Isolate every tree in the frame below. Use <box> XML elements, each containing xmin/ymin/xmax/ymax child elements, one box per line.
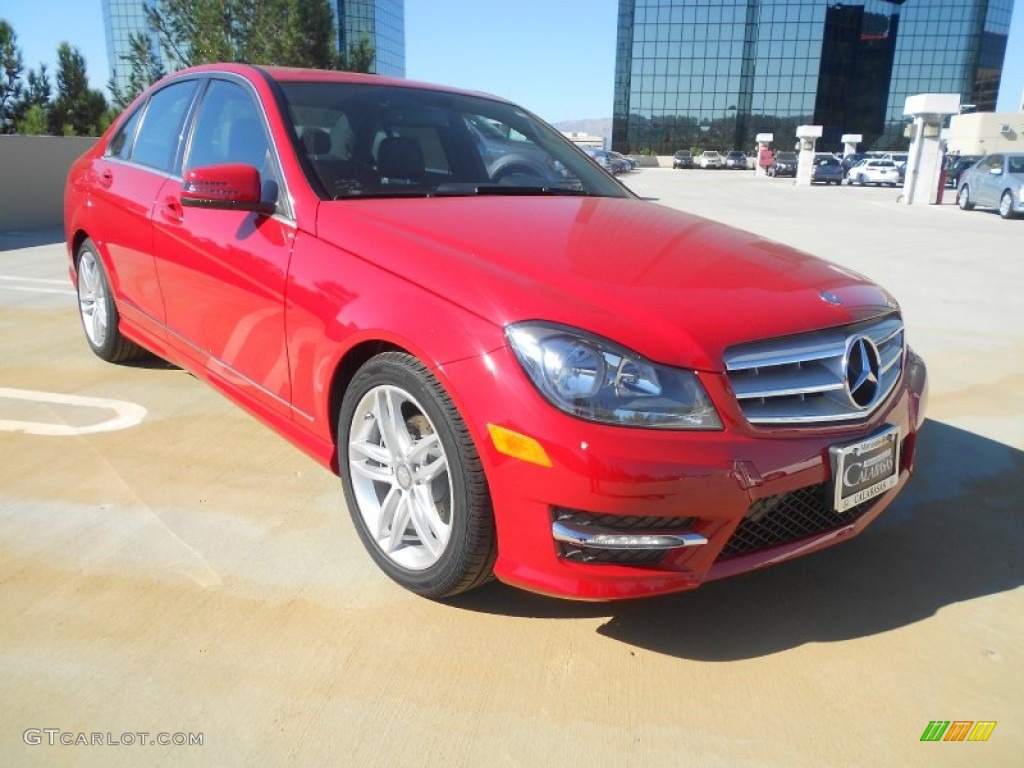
<box><xmin>49</xmin><ymin>43</ymin><xmax>108</xmax><ymax>136</ymax></box>
<box><xmin>116</xmin><ymin>0</ymin><xmax>373</xmax><ymax>108</ymax></box>
<box><xmin>280</xmin><ymin>0</ymin><xmax>338</xmax><ymax>69</ymax></box>
<box><xmin>109</xmin><ymin>32</ymin><xmax>166</xmax><ymax>110</ymax></box>
<box><xmin>342</xmin><ymin>35</ymin><xmax>375</xmax><ymax>75</ymax></box>
<box><xmin>13</xmin><ymin>63</ymin><xmax>52</xmax><ymax>126</ymax></box>
<box><xmin>1</xmin><ymin>19</ymin><xmax>25</xmax><ymax>133</ymax></box>
<box><xmin>16</xmin><ymin>103</ymin><xmax>47</xmax><ymax>134</ymax></box>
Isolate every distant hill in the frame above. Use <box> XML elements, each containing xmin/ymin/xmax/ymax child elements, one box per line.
<box><xmin>553</xmin><ymin>118</ymin><xmax>613</xmax><ymax>148</ymax></box>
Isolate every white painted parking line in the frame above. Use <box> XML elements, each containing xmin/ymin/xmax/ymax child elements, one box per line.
<box><xmin>0</xmin><ymin>286</ymin><xmax>77</xmax><ymax>295</ymax></box>
<box><xmin>0</xmin><ymin>387</ymin><xmax>147</xmax><ymax>436</ymax></box>
<box><xmin>0</xmin><ymin>276</ymin><xmax>67</xmax><ymax>285</ymax></box>
<box><xmin>0</xmin><ymin>275</ymin><xmax>76</xmax><ymax>296</ymax></box>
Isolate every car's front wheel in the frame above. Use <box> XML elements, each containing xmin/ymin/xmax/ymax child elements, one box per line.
<box><xmin>76</xmin><ymin>239</ymin><xmax>146</xmax><ymax>363</ymax></box>
<box><xmin>999</xmin><ymin>190</ymin><xmax>1017</xmax><ymax>219</ymax></box>
<box><xmin>339</xmin><ymin>352</ymin><xmax>496</xmax><ymax>598</ymax></box>
<box><xmin>957</xmin><ymin>185</ymin><xmax>974</xmax><ymax>210</ymax></box>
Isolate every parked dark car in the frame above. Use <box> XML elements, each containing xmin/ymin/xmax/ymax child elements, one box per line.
<box><xmin>672</xmin><ymin>150</ymin><xmax>693</xmax><ymax>169</ymax></box>
<box><xmin>841</xmin><ymin>153</ymin><xmax>868</xmax><ymax>174</ymax></box>
<box><xmin>811</xmin><ymin>155</ymin><xmax>844</xmax><ymax>185</ymax></box>
<box><xmin>724</xmin><ymin>150</ymin><xmax>748</xmax><ymax>169</ymax></box>
<box><xmin>945</xmin><ymin>154</ymin><xmax>982</xmax><ymax>188</ymax></box>
<box><xmin>767</xmin><ymin>151</ymin><xmax>798</xmax><ymax>177</ymax></box>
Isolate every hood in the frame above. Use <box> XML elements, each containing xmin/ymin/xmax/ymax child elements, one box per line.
<box><xmin>315</xmin><ymin>196</ymin><xmax>894</xmax><ymax>371</ymax></box>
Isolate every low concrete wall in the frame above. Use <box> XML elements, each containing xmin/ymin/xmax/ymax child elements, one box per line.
<box><xmin>0</xmin><ymin>136</ymin><xmax>97</xmax><ymax>231</ymax></box>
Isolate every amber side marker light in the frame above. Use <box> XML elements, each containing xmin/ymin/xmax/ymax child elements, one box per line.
<box><xmin>487</xmin><ymin>424</ymin><xmax>553</xmax><ymax>468</ymax></box>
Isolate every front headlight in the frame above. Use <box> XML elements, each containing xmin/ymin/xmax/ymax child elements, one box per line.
<box><xmin>506</xmin><ymin>322</ymin><xmax>722</xmax><ymax>429</ymax></box>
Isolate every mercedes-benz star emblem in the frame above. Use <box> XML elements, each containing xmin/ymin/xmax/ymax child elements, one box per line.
<box><xmin>820</xmin><ymin>291</ymin><xmax>842</xmax><ymax>305</ymax></box>
<box><xmin>844</xmin><ymin>336</ymin><xmax>881</xmax><ymax>408</ymax></box>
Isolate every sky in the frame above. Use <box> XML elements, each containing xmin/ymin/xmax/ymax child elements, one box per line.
<box><xmin>1</xmin><ymin>0</ymin><xmax>1022</xmax><ymax>123</ymax></box>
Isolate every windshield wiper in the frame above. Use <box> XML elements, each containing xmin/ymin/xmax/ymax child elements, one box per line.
<box><xmin>332</xmin><ymin>189</ymin><xmax>433</xmax><ymax>200</ymax></box>
<box><xmin>332</xmin><ymin>184</ymin><xmax>595</xmax><ymax>201</ymax></box>
<box><xmin>433</xmin><ymin>183</ymin><xmax>591</xmax><ymax>197</ymax></box>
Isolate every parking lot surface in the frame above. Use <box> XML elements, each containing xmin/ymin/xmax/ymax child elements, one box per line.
<box><xmin>2</xmin><ymin>169</ymin><xmax>1021</xmax><ymax>766</ymax></box>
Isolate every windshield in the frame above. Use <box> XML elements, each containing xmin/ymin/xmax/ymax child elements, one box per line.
<box><xmin>279</xmin><ymin>82</ymin><xmax>629</xmax><ymax>200</ymax></box>
<box><xmin>776</xmin><ymin>153</ymin><xmax>798</xmax><ymax>162</ymax></box>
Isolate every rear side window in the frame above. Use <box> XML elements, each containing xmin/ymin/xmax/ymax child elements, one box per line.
<box><xmin>131</xmin><ymin>80</ymin><xmax>199</xmax><ymax>173</ymax></box>
<box><xmin>106</xmin><ymin>106</ymin><xmax>143</xmax><ymax>160</ymax></box>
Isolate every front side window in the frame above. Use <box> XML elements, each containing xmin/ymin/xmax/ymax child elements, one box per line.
<box><xmin>131</xmin><ymin>80</ymin><xmax>199</xmax><ymax>173</ymax></box>
<box><xmin>982</xmin><ymin>155</ymin><xmax>1003</xmax><ymax>171</ymax></box>
<box><xmin>185</xmin><ymin>79</ymin><xmax>281</xmax><ymax>207</ymax></box>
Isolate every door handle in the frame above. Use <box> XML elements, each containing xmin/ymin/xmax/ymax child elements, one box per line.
<box><xmin>159</xmin><ymin>196</ymin><xmax>184</xmax><ymax>224</ymax></box>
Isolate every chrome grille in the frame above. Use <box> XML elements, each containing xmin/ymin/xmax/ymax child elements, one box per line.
<box><xmin>724</xmin><ymin>314</ymin><xmax>904</xmax><ymax>425</ymax></box>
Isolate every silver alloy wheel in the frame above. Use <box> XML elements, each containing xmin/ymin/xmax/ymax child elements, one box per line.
<box><xmin>77</xmin><ymin>250</ymin><xmax>108</xmax><ymax>348</ymax></box>
<box><xmin>999</xmin><ymin>191</ymin><xmax>1013</xmax><ymax>218</ymax></box>
<box><xmin>347</xmin><ymin>384</ymin><xmax>453</xmax><ymax>571</ymax></box>
<box><xmin>957</xmin><ymin>185</ymin><xmax>971</xmax><ymax>210</ymax></box>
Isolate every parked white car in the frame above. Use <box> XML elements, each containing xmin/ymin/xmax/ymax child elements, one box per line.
<box><xmin>697</xmin><ymin>151</ymin><xmax>722</xmax><ymax>169</ymax></box>
<box><xmin>846</xmin><ymin>159</ymin><xmax>900</xmax><ymax>186</ymax></box>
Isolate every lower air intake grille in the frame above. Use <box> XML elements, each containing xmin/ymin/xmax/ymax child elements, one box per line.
<box><xmin>716</xmin><ymin>484</ymin><xmax>872</xmax><ymax>561</ymax></box>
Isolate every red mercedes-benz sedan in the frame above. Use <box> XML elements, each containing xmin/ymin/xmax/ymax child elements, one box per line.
<box><xmin>65</xmin><ymin>64</ymin><xmax>927</xmax><ymax>600</ymax></box>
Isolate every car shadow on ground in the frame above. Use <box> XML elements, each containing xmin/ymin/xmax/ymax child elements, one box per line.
<box><xmin>450</xmin><ymin>419</ymin><xmax>1023</xmax><ymax>660</ymax></box>
<box><xmin>0</xmin><ymin>227</ymin><xmax>65</xmax><ymax>252</ymax></box>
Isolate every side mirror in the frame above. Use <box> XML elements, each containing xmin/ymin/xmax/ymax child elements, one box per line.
<box><xmin>181</xmin><ymin>163</ymin><xmax>275</xmax><ymax>215</ymax></box>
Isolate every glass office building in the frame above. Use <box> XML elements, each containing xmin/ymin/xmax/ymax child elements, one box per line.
<box><xmin>334</xmin><ymin>0</ymin><xmax>406</xmax><ymax>77</ymax></box>
<box><xmin>102</xmin><ymin>0</ymin><xmax>167</xmax><ymax>95</ymax></box>
<box><xmin>613</xmin><ymin>0</ymin><xmax>1013</xmax><ymax>154</ymax></box>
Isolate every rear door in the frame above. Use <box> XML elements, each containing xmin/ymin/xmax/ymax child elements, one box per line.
<box><xmin>151</xmin><ymin>76</ymin><xmax>296</xmax><ymax>415</ymax></box>
<box><xmin>88</xmin><ymin>79</ymin><xmax>199</xmax><ymax>336</ymax></box>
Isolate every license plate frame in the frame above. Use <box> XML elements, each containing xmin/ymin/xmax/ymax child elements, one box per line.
<box><xmin>829</xmin><ymin>426</ymin><xmax>900</xmax><ymax>513</ymax></box>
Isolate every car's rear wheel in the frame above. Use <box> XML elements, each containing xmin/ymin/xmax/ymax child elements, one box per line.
<box><xmin>339</xmin><ymin>352</ymin><xmax>496</xmax><ymax>598</ymax></box>
<box><xmin>957</xmin><ymin>185</ymin><xmax>974</xmax><ymax>210</ymax></box>
<box><xmin>76</xmin><ymin>239</ymin><xmax>146</xmax><ymax>363</ymax></box>
<box><xmin>999</xmin><ymin>190</ymin><xmax>1017</xmax><ymax>219</ymax></box>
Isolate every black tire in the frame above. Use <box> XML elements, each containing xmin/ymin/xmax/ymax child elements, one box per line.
<box><xmin>999</xmin><ymin>190</ymin><xmax>1018</xmax><ymax>220</ymax></box>
<box><xmin>338</xmin><ymin>352</ymin><xmax>496</xmax><ymax>598</ymax></box>
<box><xmin>957</xmin><ymin>185</ymin><xmax>974</xmax><ymax>211</ymax></box>
<box><xmin>75</xmin><ymin>238</ymin><xmax>146</xmax><ymax>363</ymax></box>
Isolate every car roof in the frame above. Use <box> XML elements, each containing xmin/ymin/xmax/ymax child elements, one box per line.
<box><xmin>171</xmin><ymin>62</ymin><xmax>515</xmax><ymax>105</ymax></box>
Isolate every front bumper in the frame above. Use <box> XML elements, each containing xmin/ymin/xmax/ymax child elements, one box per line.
<box><xmin>443</xmin><ymin>346</ymin><xmax>928</xmax><ymax>600</ymax></box>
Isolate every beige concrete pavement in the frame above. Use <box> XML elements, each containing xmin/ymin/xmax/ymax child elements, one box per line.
<box><xmin>0</xmin><ymin>174</ymin><xmax>1021</xmax><ymax>767</ymax></box>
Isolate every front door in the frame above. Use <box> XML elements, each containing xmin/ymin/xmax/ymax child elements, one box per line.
<box><xmin>152</xmin><ymin>78</ymin><xmax>295</xmax><ymax>415</ymax></box>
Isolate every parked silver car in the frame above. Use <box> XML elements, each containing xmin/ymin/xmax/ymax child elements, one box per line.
<box><xmin>956</xmin><ymin>153</ymin><xmax>1024</xmax><ymax>219</ymax></box>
